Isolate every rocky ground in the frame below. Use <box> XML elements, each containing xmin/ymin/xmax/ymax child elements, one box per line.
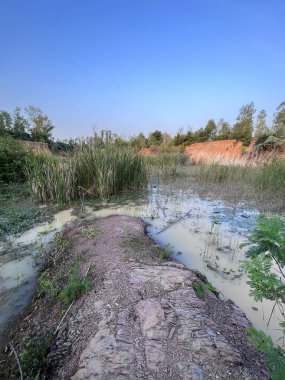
<box><xmin>0</xmin><ymin>215</ymin><xmax>268</xmax><ymax>379</ymax></box>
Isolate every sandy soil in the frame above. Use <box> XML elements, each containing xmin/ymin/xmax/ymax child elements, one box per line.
<box><xmin>0</xmin><ymin>216</ymin><xmax>269</xmax><ymax>379</ymax></box>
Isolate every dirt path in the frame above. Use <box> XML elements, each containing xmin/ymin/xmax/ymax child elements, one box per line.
<box><xmin>1</xmin><ymin>216</ymin><xmax>268</xmax><ymax>379</ymax></box>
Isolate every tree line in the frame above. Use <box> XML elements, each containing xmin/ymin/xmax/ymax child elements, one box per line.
<box><xmin>0</xmin><ymin>106</ymin><xmax>54</xmax><ymax>143</ymax></box>
<box><xmin>1</xmin><ymin>101</ymin><xmax>284</xmax><ymax>153</ymax></box>
<box><xmin>130</xmin><ymin>101</ymin><xmax>285</xmax><ymax>150</ymax></box>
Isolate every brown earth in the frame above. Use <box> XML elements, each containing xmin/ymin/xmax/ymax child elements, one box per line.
<box><xmin>20</xmin><ymin>140</ymin><xmax>51</xmax><ymax>155</ymax></box>
<box><xmin>141</xmin><ymin>139</ymin><xmax>283</xmax><ymax>165</ymax></box>
<box><xmin>0</xmin><ymin>216</ymin><xmax>269</xmax><ymax>379</ymax></box>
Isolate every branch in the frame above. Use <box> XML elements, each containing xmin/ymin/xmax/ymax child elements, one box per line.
<box><xmin>10</xmin><ymin>343</ymin><xmax>23</xmax><ymax>380</ymax></box>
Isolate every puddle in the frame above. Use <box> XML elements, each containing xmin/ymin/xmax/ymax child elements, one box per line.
<box><xmin>0</xmin><ymin>209</ymin><xmax>77</xmax><ymax>337</ymax></box>
<box><xmin>1</xmin><ymin>177</ymin><xmax>284</xmax><ymax>345</ymax></box>
<box><xmin>11</xmin><ymin>209</ymin><xmax>77</xmax><ymax>246</ymax></box>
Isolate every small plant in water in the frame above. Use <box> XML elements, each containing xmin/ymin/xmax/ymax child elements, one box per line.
<box><xmin>157</xmin><ymin>244</ymin><xmax>172</xmax><ymax>260</ymax></box>
<box><xmin>37</xmin><ymin>224</ymin><xmax>55</xmax><ymax>237</ymax></box>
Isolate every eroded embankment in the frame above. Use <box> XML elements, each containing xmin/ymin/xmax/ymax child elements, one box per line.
<box><xmin>0</xmin><ymin>216</ymin><xmax>268</xmax><ymax>379</ymax></box>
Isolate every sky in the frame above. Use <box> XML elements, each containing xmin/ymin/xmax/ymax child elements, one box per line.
<box><xmin>0</xmin><ymin>0</ymin><xmax>285</xmax><ymax>140</ymax></box>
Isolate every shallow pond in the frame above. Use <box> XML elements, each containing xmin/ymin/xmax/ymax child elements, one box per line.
<box><xmin>0</xmin><ymin>177</ymin><xmax>283</xmax><ymax>346</ymax></box>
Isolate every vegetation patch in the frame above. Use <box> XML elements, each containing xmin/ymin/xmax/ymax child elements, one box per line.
<box><xmin>193</xmin><ymin>270</ymin><xmax>220</xmax><ymax>297</ymax></box>
<box><xmin>60</xmin><ymin>267</ymin><xmax>91</xmax><ymax>308</ymax></box>
<box><xmin>0</xmin><ymin>183</ymin><xmax>50</xmax><ymax>239</ymax></box>
<box><xmin>80</xmin><ymin>226</ymin><xmax>101</xmax><ymax>239</ymax></box>
<box><xmin>193</xmin><ymin>281</ymin><xmax>205</xmax><ymax>299</ymax></box>
<box><xmin>26</xmin><ymin>139</ymin><xmax>147</xmax><ymax>204</ymax></box>
<box><xmin>19</xmin><ymin>333</ymin><xmax>54</xmax><ymax>379</ymax></box>
<box><xmin>241</xmin><ymin>216</ymin><xmax>285</xmax><ymax>379</ymax></box>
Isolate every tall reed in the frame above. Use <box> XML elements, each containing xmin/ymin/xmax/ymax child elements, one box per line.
<box><xmin>146</xmin><ymin>152</ymin><xmax>188</xmax><ymax>175</ymax></box>
<box><xmin>193</xmin><ymin>158</ymin><xmax>285</xmax><ymax>194</ymax></box>
<box><xmin>74</xmin><ymin>142</ymin><xmax>147</xmax><ymax>199</ymax></box>
<box><xmin>256</xmin><ymin>158</ymin><xmax>285</xmax><ymax>192</ymax></box>
<box><xmin>26</xmin><ymin>155</ymin><xmax>76</xmax><ymax>203</ymax></box>
<box><xmin>26</xmin><ymin>141</ymin><xmax>147</xmax><ymax>203</ymax></box>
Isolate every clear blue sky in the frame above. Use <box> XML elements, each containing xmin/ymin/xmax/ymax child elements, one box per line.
<box><xmin>1</xmin><ymin>0</ymin><xmax>284</xmax><ymax>139</ymax></box>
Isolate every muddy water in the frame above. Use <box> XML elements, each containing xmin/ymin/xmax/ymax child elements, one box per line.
<box><xmin>1</xmin><ymin>178</ymin><xmax>283</xmax><ymax>345</ymax></box>
<box><xmin>0</xmin><ymin>209</ymin><xmax>77</xmax><ymax>336</ymax></box>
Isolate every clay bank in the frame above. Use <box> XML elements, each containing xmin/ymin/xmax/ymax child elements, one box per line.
<box><xmin>0</xmin><ymin>215</ymin><xmax>268</xmax><ymax>379</ymax></box>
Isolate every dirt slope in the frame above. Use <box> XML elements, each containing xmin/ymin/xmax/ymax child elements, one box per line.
<box><xmin>1</xmin><ymin>216</ymin><xmax>268</xmax><ymax>379</ymax></box>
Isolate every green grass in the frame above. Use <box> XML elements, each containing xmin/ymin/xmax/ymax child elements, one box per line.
<box><xmin>256</xmin><ymin>158</ymin><xmax>285</xmax><ymax>192</ymax></box>
<box><xmin>80</xmin><ymin>226</ymin><xmax>101</xmax><ymax>239</ymax></box>
<box><xmin>59</xmin><ymin>267</ymin><xmax>91</xmax><ymax>308</ymax></box>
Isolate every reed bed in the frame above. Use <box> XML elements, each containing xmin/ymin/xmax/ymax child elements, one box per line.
<box><xmin>26</xmin><ymin>142</ymin><xmax>147</xmax><ymax>203</ymax></box>
<box><xmin>146</xmin><ymin>152</ymin><xmax>188</xmax><ymax>175</ymax></box>
<box><xmin>192</xmin><ymin>158</ymin><xmax>285</xmax><ymax>194</ymax></box>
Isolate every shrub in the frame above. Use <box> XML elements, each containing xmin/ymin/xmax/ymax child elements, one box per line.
<box><xmin>241</xmin><ymin>216</ymin><xmax>285</xmax><ymax>379</ymax></box>
<box><xmin>19</xmin><ymin>333</ymin><xmax>53</xmax><ymax>379</ymax></box>
<box><xmin>0</xmin><ymin>136</ymin><xmax>32</xmax><ymax>183</ymax></box>
<box><xmin>255</xmin><ymin>136</ymin><xmax>284</xmax><ymax>151</ymax></box>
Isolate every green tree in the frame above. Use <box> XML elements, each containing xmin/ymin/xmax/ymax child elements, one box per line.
<box><xmin>216</xmin><ymin>118</ymin><xmax>231</xmax><ymax>140</ymax></box>
<box><xmin>12</xmin><ymin>107</ymin><xmax>30</xmax><ymax>140</ymax></box>
<box><xmin>232</xmin><ymin>102</ymin><xmax>255</xmax><ymax>146</ymax></box>
<box><xmin>255</xmin><ymin>110</ymin><xmax>270</xmax><ymax>138</ymax></box>
<box><xmin>0</xmin><ymin>135</ymin><xmax>31</xmax><ymax>182</ymax></box>
<box><xmin>148</xmin><ymin>130</ymin><xmax>163</xmax><ymax>146</ymax></box>
<box><xmin>130</xmin><ymin>133</ymin><xmax>148</xmax><ymax>149</ymax></box>
<box><xmin>173</xmin><ymin>129</ymin><xmax>187</xmax><ymax>145</ymax></box>
<box><xmin>273</xmin><ymin>102</ymin><xmax>285</xmax><ymax>138</ymax></box>
<box><xmin>0</xmin><ymin>110</ymin><xmax>12</xmax><ymax>136</ymax></box>
<box><xmin>193</xmin><ymin>128</ymin><xmax>206</xmax><ymax>143</ymax></box>
<box><xmin>204</xmin><ymin>119</ymin><xmax>217</xmax><ymax>140</ymax></box>
<box><xmin>25</xmin><ymin>106</ymin><xmax>54</xmax><ymax>143</ymax></box>
<box><xmin>185</xmin><ymin>128</ymin><xmax>195</xmax><ymax>144</ymax></box>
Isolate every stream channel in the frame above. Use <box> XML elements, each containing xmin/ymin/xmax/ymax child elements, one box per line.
<box><xmin>0</xmin><ymin>176</ymin><xmax>283</xmax><ymax>346</ymax></box>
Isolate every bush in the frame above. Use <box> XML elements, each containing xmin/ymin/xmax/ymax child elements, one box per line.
<box><xmin>0</xmin><ymin>136</ymin><xmax>32</xmax><ymax>183</ymax></box>
<box><xmin>241</xmin><ymin>216</ymin><xmax>285</xmax><ymax>379</ymax></box>
<box><xmin>255</xmin><ymin>135</ymin><xmax>285</xmax><ymax>151</ymax></box>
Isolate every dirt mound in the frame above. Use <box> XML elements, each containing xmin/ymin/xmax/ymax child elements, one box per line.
<box><xmin>20</xmin><ymin>140</ymin><xmax>51</xmax><ymax>155</ymax></box>
<box><xmin>0</xmin><ymin>216</ymin><xmax>268</xmax><ymax>379</ymax></box>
